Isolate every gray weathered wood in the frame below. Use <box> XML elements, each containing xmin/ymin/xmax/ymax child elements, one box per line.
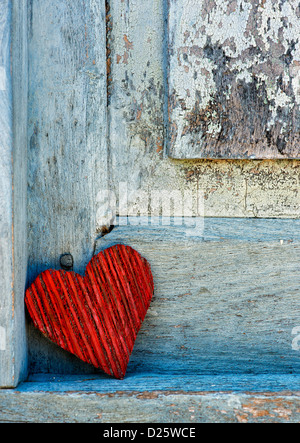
<box><xmin>168</xmin><ymin>0</ymin><xmax>300</xmax><ymax>159</ymax></box>
<box><xmin>108</xmin><ymin>0</ymin><xmax>165</xmax><ymax>203</ymax></box>
<box><xmin>11</xmin><ymin>0</ymin><xmax>29</xmax><ymax>388</ymax></box>
<box><xmin>0</xmin><ymin>0</ymin><xmax>28</xmax><ymax>388</ymax></box>
<box><xmin>28</xmin><ymin>219</ymin><xmax>300</xmax><ymax>376</ymax></box>
<box><xmin>0</xmin><ymin>0</ymin><xmax>14</xmax><ymax>388</ymax></box>
<box><xmin>27</xmin><ymin>0</ymin><xmax>109</xmax><ymax>366</ymax></box>
<box><xmin>1</xmin><ymin>379</ymin><xmax>300</xmax><ymax>422</ymax></box>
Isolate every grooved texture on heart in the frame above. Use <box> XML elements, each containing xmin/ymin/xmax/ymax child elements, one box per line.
<box><xmin>25</xmin><ymin>245</ymin><xmax>154</xmax><ymax>379</ymax></box>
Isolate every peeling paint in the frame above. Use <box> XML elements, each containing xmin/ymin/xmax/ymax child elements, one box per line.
<box><xmin>168</xmin><ymin>0</ymin><xmax>300</xmax><ymax>158</ymax></box>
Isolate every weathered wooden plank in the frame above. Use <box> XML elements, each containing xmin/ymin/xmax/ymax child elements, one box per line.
<box><xmin>0</xmin><ymin>382</ymin><xmax>300</xmax><ymax>422</ymax></box>
<box><xmin>100</xmin><ymin>2</ymin><xmax>300</xmax><ymax>220</ymax></box>
<box><xmin>108</xmin><ymin>0</ymin><xmax>165</xmax><ymax>205</ymax></box>
<box><xmin>0</xmin><ymin>0</ymin><xmax>28</xmax><ymax>388</ymax></box>
<box><xmin>175</xmin><ymin>159</ymin><xmax>300</xmax><ymax>219</ymax></box>
<box><xmin>28</xmin><ymin>219</ymin><xmax>300</xmax><ymax>375</ymax></box>
<box><xmin>98</xmin><ymin>222</ymin><xmax>300</xmax><ymax>376</ymax></box>
<box><xmin>11</xmin><ymin>0</ymin><xmax>29</xmax><ymax>387</ymax></box>
<box><xmin>27</xmin><ymin>0</ymin><xmax>109</xmax><ymax>368</ymax></box>
<box><xmin>27</xmin><ymin>0</ymin><xmax>108</xmax><ymax>280</ymax></box>
<box><xmin>168</xmin><ymin>0</ymin><xmax>300</xmax><ymax>159</ymax></box>
<box><xmin>0</xmin><ymin>0</ymin><xmax>14</xmax><ymax>388</ymax></box>
<box><xmin>23</xmin><ymin>373</ymin><xmax>300</xmax><ymax>394</ymax></box>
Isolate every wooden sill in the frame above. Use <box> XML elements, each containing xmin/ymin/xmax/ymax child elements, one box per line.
<box><xmin>0</xmin><ymin>373</ymin><xmax>300</xmax><ymax>423</ymax></box>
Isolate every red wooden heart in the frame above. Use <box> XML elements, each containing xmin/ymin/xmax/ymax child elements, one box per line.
<box><xmin>25</xmin><ymin>245</ymin><xmax>154</xmax><ymax>379</ymax></box>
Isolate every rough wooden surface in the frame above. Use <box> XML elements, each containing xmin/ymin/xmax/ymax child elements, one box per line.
<box><xmin>105</xmin><ymin>1</ymin><xmax>300</xmax><ymax>218</ymax></box>
<box><xmin>27</xmin><ymin>0</ymin><xmax>108</xmax><ymax>281</ymax></box>
<box><xmin>24</xmin><ymin>0</ymin><xmax>300</xmax><ymax>227</ymax></box>
<box><xmin>0</xmin><ymin>378</ymin><xmax>300</xmax><ymax>422</ymax></box>
<box><xmin>0</xmin><ymin>0</ymin><xmax>27</xmax><ymax>388</ymax></box>
<box><xmin>174</xmin><ymin>159</ymin><xmax>300</xmax><ymax>219</ymax></box>
<box><xmin>21</xmin><ymin>0</ymin><xmax>300</xmax><ymax>381</ymax></box>
<box><xmin>11</xmin><ymin>0</ymin><xmax>28</xmax><ymax>387</ymax></box>
<box><xmin>107</xmin><ymin>0</ymin><xmax>165</xmax><ymax>202</ymax></box>
<box><xmin>168</xmin><ymin>0</ymin><xmax>300</xmax><ymax>159</ymax></box>
<box><xmin>21</xmin><ymin>372</ymin><xmax>300</xmax><ymax>393</ymax></box>
<box><xmin>27</xmin><ymin>219</ymin><xmax>300</xmax><ymax>376</ymax></box>
<box><xmin>0</xmin><ymin>0</ymin><xmax>14</xmax><ymax>388</ymax></box>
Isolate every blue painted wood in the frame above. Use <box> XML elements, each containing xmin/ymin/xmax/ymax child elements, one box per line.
<box><xmin>27</xmin><ymin>219</ymin><xmax>300</xmax><ymax>376</ymax></box>
<box><xmin>1</xmin><ymin>373</ymin><xmax>300</xmax><ymax>422</ymax></box>
<box><xmin>23</xmin><ymin>373</ymin><xmax>300</xmax><ymax>394</ymax></box>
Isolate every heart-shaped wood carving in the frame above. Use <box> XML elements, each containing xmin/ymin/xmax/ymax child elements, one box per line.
<box><xmin>25</xmin><ymin>245</ymin><xmax>154</xmax><ymax>379</ymax></box>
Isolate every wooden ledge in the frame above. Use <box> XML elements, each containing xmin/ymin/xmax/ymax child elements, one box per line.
<box><xmin>1</xmin><ymin>374</ymin><xmax>300</xmax><ymax>422</ymax></box>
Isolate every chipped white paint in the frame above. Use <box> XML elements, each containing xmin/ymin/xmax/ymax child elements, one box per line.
<box><xmin>257</xmin><ymin>0</ymin><xmax>300</xmax><ymax>109</ymax></box>
<box><xmin>168</xmin><ymin>0</ymin><xmax>300</xmax><ymax>158</ymax></box>
<box><xmin>168</xmin><ymin>0</ymin><xmax>254</xmax><ymax>131</ymax></box>
<box><xmin>292</xmin><ymin>68</ymin><xmax>300</xmax><ymax>106</ymax></box>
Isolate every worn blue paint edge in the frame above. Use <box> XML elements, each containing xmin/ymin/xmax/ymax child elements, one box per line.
<box><xmin>10</xmin><ymin>373</ymin><xmax>300</xmax><ymax>394</ymax></box>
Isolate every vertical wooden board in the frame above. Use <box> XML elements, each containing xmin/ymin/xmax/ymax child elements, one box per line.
<box><xmin>108</xmin><ymin>0</ymin><xmax>165</xmax><ymax>206</ymax></box>
<box><xmin>11</xmin><ymin>0</ymin><xmax>29</xmax><ymax>387</ymax></box>
<box><xmin>168</xmin><ymin>0</ymin><xmax>300</xmax><ymax>159</ymax></box>
<box><xmin>28</xmin><ymin>0</ymin><xmax>108</xmax><ymax>279</ymax></box>
<box><xmin>0</xmin><ymin>0</ymin><xmax>15</xmax><ymax>387</ymax></box>
<box><xmin>0</xmin><ymin>0</ymin><xmax>28</xmax><ymax>387</ymax></box>
<box><xmin>27</xmin><ymin>0</ymin><xmax>108</xmax><ymax>372</ymax></box>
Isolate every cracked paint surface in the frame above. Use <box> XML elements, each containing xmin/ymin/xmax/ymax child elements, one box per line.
<box><xmin>168</xmin><ymin>0</ymin><xmax>300</xmax><ymax>159</ymax></box>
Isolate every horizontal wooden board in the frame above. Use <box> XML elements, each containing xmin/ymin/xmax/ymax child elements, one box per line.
<box><xmin>168</xmin><ymin>0</ymin><xmax>300</xmax><ymax>159</ymax></box>
<box><xmin>97</xmin><ymin>221</ymin><xmax>300</xmax><ymax>376</ymax></box>
<box><xmin>1</xmin><ymin>377</ymin><xmax>300</xmax><ymax>422</ymax></box>
<box><xmin>27</xmin><ymin>219</ymin><xmax>300</xmax><ymax>376</ymax></box>
<box><xmin>23</xmin><ymin>373</ymin><xmax>300</xmax><ymax>394</ymax></box>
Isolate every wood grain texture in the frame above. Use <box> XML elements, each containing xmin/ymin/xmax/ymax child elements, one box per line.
<box><xmin>27</xmin><ymin>0</ymin><xmax>108</xmax><ymax>281</ymax></box>
<box><xmin>28</xmin><ymin>219</ymin><xmax>300</xmax><ymax>375</ymax></box>
<box><xmin>0</xmin><ymin>377</ymin><xmax>300</xmax><ymax>422</ymax></box>
<box><xmin>22</xmin><ymin>372</ymin><xmax>300</xmax><ymax>393</ymax></box>
<box><xmin>0</xmin><ymin>0</ymin><xmax>28</xmax><ymax>388</ymax></box>
<box><xmin>96</xmin><ymin>220</ymin><xmax>300</xmax><ymax>376</ymax></box>
<box><xmin>107</xmin><ymin>0</ymin><xmax>165</xmax><ymax>204</ymax></box>
<box><xmin>168</xmin><ymin>0</ymin><xmax>300</xmax><ymax>159</ymax></box>
<box><xmin>26</xmin><ymin>0</ymin><xmax>110</xmax><ymax>374</ymax></box>
<box><xmin>0</xmin><ymin>0</ymin><xmax>14</xmax><ymax>388</ymax></box>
